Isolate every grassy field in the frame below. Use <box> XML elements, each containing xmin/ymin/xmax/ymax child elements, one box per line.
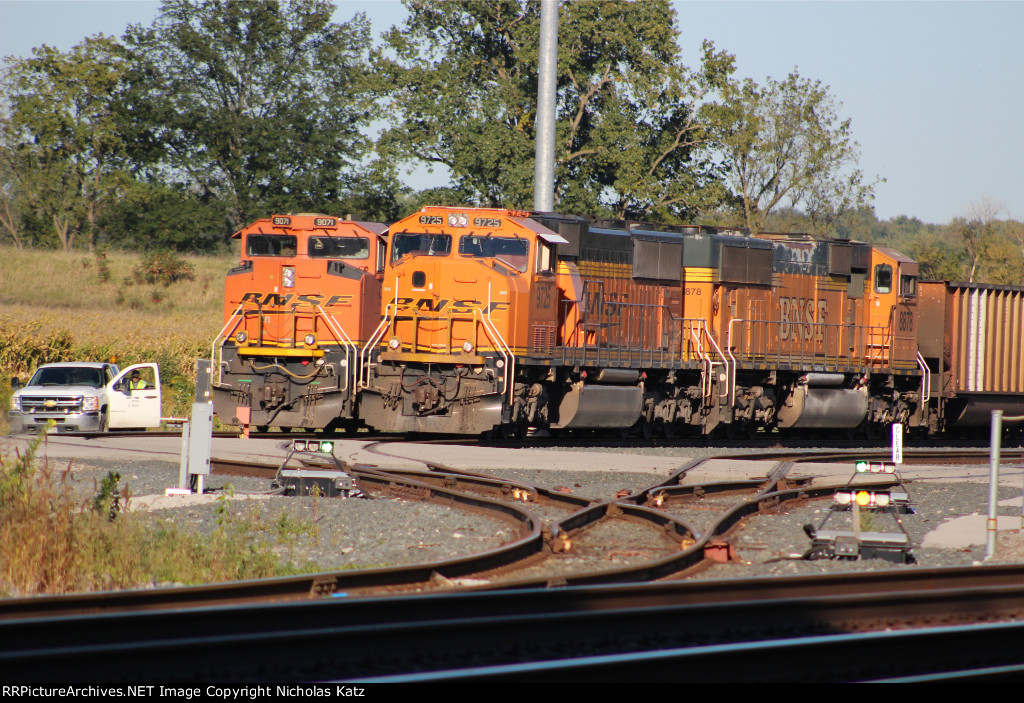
<box><xmin>0</xmin><ymin>246</ymin><xmax>238</xmax><ymax>431</ymax></box>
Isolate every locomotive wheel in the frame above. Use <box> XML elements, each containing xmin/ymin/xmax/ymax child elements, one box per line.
<box><xmin>256</xmin><ymin>425</ymin><xmax>270</xmax><ymax>433</ymax></box>
<box><xmin>662</xmin><ymin>421</ymin><xmax>676</xmax><ymax>439</ymax></box>
<box><xmin>500</xmin><ymin>421</ymin><xmax>527</xmax><ymax>440</ymax></box>
<box><xmin>323</xmin><ymin>419</ymin><xmax>344</xmax><ymax>436</ymax></box>
<box><xmin>640</xmin><ymin>420</ymin><xmax>654</xmax><ymax>440</ymax></box>
<box><xmin>279</xmin><ymin>426</ymin><xmax>292</xmax><ymax>433</ymax></box>
<box><xmin>745</xmin><ymin>422</ymin><xmax>758</xmax><ymax>440</ymax></box>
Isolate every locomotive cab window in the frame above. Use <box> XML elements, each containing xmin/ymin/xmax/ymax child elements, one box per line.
<box><xmin>308</xmin><ymin>236</ymin><xmax>369</xmax><ymax>259</ymax></box>
<box><xmin>900</xmin><ymin>274</ymin><xmax>917</xmax><ymax>298</ymax></box>
<box><xmin>246</xmin><ymin>234</ymin><xmax>297</xmax><ymax>257</ymax></box>
<box><xmin>458</xmin><ymin>235</ymin><xmax>529</xmax><ymax>272</ymax></box>
<box><xmin>874</xmin><ymin>264</ymin><xmax>893</xmax><ymax>294</ymax></box>
<box><xmin>390</xmin><ymin>233</ymin><xmax>452</xmax><ymax>263</ymax></box>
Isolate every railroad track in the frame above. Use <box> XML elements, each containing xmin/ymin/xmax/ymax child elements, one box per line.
<box><xmin>6</xmin><ymin>565</ymin><xmax>1024</xmax><ymax>681</ymax></box>
<box><xmin>1</xmin><ymin>442</ymin><xmax>1019</xmax><ymax>680</ymax></box>
<box><xmin>0</xmin><ymin>445</ymin><xmax>1003</xmax><ymax>618</ymax></box>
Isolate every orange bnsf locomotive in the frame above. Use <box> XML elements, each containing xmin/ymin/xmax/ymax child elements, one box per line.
<box><xmin>212</xmin><ymin>213</ymin><xmax>387</xmax><ymax>432</ymax></box>
<box><xmin>213</xmin><ymin>205</ymin><xmax>1024</xmax><ymax>439</ymax></box>
<box><xmin>360</xmin><ymin>206</ymin><xmax>929</xmax><ymax>438</ymax></box>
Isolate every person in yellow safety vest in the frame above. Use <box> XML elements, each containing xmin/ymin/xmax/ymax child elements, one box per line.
<box><xmin>128</xmin><ymin>370</ymin><xmax>148</xmax><ymax>391</ymax></box>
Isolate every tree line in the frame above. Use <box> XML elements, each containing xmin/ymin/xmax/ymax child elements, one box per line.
<box><xmin>1</xmin><ymin>0</ymin><xmax>1019</xmax><ymax>285</ymax></box>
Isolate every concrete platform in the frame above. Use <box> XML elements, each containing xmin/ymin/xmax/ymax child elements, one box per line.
<box><xmin>1</xmin><ymin>434</ymin><xmax>691</xmax><ymax>476</ymax></box>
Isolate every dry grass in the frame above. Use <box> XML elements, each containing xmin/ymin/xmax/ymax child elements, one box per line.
<box><xmin>0</xmin><ymin>431</ymin><xmax>290</xmax><ymax>596</ymax></box>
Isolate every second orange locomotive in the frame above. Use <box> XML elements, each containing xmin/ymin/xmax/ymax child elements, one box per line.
<box><xmin>359</xmin><ymin>206</ymin><xmax>925</xmax><ymax>438</ymax></box>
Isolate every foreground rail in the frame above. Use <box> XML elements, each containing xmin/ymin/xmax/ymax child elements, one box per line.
<box><xmin>6</xmin><ymin>567</ymin><xmax>1024</xmax><ymax>681</ymax></box>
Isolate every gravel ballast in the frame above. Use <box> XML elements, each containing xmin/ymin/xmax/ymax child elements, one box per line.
<box><xmin>40</xmin><ymin>443</ymin><xmax>1024</xmax><ymax>584</ymax></box>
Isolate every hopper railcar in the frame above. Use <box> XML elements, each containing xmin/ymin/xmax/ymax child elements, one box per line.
<box><xmin>212</xmin><ymin>214</ymin><xmax>387</xmax><ymax>432</ymax></box>
<box><xmin>360</xmin><ymin>206</ymin><xmax>929</xmax><ymax>438</ymax></box>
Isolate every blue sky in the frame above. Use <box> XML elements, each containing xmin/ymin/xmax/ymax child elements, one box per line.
<box><xmin>1</xmin><ymin>0</ymin><xmax>1021</xmax><ymax>225</ymax></box>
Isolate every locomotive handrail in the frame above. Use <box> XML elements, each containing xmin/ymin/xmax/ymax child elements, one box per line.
<box><xmin>211</xmin><ymin>302</ymin><xmax>246</xmax><ymax>386</ymax></box>
<box><xmin>692</xmin><ymin>320</ymin><xmax>729</xmax><ymax>404</ymax></box>
<box><xmin>314</xmin><ymin>304</ymin><xmax>358</xmax><ymax>394</ymax></box>
<box><xmin>916</xmin><ymin>351</ymin><xmax>930</xmax><ymax>404</ymax></box>
<box><xmin>359</xmin><ymin>279</ymin><xmax>399</xmax><ymax>388</ymax></box>
<box><xmin>482</xmin><ymin>281</ymin><xmax>514</xmax><ymax>404</ymax></box>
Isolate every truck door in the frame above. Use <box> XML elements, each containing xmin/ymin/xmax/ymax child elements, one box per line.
<box><xmin>107</xmin><ymin>363</ymin><xmax>162</xmax><ymax>428</ymax></box>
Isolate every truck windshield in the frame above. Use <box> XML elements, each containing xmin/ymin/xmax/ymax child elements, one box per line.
<box><xmin>29</xmin><ymin>368</ymin><xmax>104</xmax><ymax>388</ymax></box>
<box><xmin>390</xmin><ymin>233</ymin><xmax>452</xmax><ymax>263</ymax></box>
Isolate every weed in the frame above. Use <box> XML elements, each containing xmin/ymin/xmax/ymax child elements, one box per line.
<box><xmin>133</xmin><ymin>251</ymin><xmax>195</xmax><ymax>287</ymax></box>
<box><xmin>858</xmin><ymin>511</ymin><xmax>877</xmax><ymax>532</ymax></box>
<box><xmin>0</xmin><ymin>433</ymin><xmax>293</xmax><ymax>596</ymax></box>
<box><xmin>94</xmin><ymin>247</ymin><xmax>111</xmax><ymax>283</ymax></box>
<box><xmin>273</xmin><ymin>509</ymin><xmax>319</xmax><ymax>541</ymax></box>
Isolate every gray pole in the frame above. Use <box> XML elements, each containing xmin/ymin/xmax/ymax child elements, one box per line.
<box><xmin>987</xmin><ymin>409</ymin><xmax>1003</xmax><ymax>560</ymax></box>
<box><xmin>533</xmin><ymin>0</ymin><xmax>558</xmax><ymax>212</ymax></box>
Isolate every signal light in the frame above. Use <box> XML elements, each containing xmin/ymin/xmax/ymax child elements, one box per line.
<box><xmin>855</xmin><ymin>460</ymin><xmax>896</xmax><ymax>474</ymax></box>
<box><xmin>292</xmin><ymin>439</ymin><xmax>335</xmax><ymax>454</ymax></box>
<box><xmin>834</xmin><ymin>489</ymin><xmax>894</xmax><ymax>509</ymax></box>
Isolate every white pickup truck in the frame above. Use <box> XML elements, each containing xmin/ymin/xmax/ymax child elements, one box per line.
<box><xmin>8</xmin><ymin>362</ymin><xmax>162</xmax><ymax>434</ymax></box>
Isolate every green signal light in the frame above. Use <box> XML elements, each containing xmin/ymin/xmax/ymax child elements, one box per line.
<box><xmin>319</xmin><ymin>441</ymin><xmax>334</xmax><ymax>453</ymax></box>
<box><xmin>855</xmin><ymin>460</ymin><xmax>869</xmax><ymax>473</ymax></box>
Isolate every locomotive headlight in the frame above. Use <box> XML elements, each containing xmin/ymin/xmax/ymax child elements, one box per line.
<box><xmin>236</xmin><ymin>331</ymin><xmax>247</xmax><ymax>344</ymax></box>
<box><xmin>388</xmin><ymin>336</ymin><xmax>401</xmax><ymax>350</ymax></box>
<box><xmin>304</xmin><ymin>334</ymin><xmax>316</xmax><ymax>346</ymax></box>
<box><xmin>282</xmin><ymin>266</ymin><xmax>296</xmax><ymax>288</ymax></box>
<box><xmin>462</xmin><ymin>341</ymin><xmax>474</xmax><ymax>353</ymax></box>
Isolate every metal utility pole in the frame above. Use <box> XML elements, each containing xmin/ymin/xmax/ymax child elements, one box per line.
<box><xmin>533</xmin><ymin>0</ymin><xmax>557</xmax><ymax>212</ymax></box>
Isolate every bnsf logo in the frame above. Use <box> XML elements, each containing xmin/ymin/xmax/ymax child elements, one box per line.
<box><xmin>396</xmin><ymin>298</ymin><xmax>511</xmax><ymax>315</ymax></box>
<box><xmin>239</xmin><ymin>292</ymin><xmax>353</xmax><ymax>307</ymax></box>
<box><xmin>779</xmin><ymin>297</ymin><xmax>827</xmax><ymax>341</ymax></box>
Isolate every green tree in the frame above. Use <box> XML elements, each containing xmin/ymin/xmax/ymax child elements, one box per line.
<box><xmin>380</xmin><ymin>0</ymin><xmax>731</xmax><ymax>221</ymax></box>
<box><xmin>0</xmin><ymin>36</ymin><xmax>128</xmax><ymax>251</ymax></box>
<box><xmin>121</xmin><ymin>0</ymin><xmax>377</xmax><ymax>232</ymax></box>
<box><xmin>98</xmin><ymin>180</ymin><xmax>227</xmax><ymax>252</ymax></box>
<box><xmin>710</xmin><ymin>70</ymin><xmax>876</xmax><ymax>234</ymax></box>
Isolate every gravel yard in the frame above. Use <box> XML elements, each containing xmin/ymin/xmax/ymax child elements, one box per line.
<box><xmin>45</xmin><ymin>443</ymin><xmax>1024</xmax><ymax>586</ymax></box>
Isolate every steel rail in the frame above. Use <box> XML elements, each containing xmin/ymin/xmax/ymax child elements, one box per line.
<box><xmin>8</xmin><ymin>576</ymin><xmax>1024</xmax><ymax>682</ymax></box>
<box><xmin>351</xmin><ymin>618</ymin><xmax>1024</xmax><ymax>683</ymax></box>
<box><xmin>0</xmin><ymin>446</ymin><xmax>1003</xmax><ymax>621</ymax></box>
<box><xmin>0</xmin><ymin>463</ymin><xmax>546</xmax><ymax>620</ymax></box>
